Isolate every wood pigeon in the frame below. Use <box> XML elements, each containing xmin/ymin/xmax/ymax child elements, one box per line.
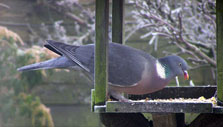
<box><xmin>18</xmin><ymin>40</ymin><xmax>189</xmax><ymax>102</ymax></box>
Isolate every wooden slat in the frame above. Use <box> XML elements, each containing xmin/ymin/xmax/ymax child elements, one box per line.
<box><xmin>152</xmin><ymin>113</ymin><xmax>185</xmax><ymax>127</ymax></box>
<box><xmin>91</xmin><ymin>89</ymin><xmax>95</xmax><ymax>112</ymax></box>
<box><xmin>217</xmin><ymin>0</ymin><xmax>223</xmax><ymax>105</ymax></box>
<box><xmin>213</xmin><ymin>106</ymin><xmax>223</xmax><ymax>113</ymax></box>
<box><xmin>112</xmin><ymin>0</ymin><xmax>125</xmax><ymax>44</ymax></box>
<box><xmin>106</xmin><ymin>101</ymin><xmax>213</xmax><ymax>113</ymax></box>
<box><xmin>94</xmin><ymin>105</ymin><xmax>106</xmax><ymax>113</ymax></box>
<box><xmin>129</xmin><ymin>86</ymin><xmax>216</xmax><ymax>100</ymax></box>
<box><xmin>94</xmin><ymin>0</ymin><xmax>109</xmax><ymax>105</ymax></box>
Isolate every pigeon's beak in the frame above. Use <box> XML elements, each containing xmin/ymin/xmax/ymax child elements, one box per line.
<box><xmin>183</xmin><ymin>70</ymin><xmax>189</xmax><ymax>80</ymax></box>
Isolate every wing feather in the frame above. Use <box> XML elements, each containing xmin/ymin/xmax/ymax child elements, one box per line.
<box><xmin>46</xmin><ymin>40</ymin><xmax>90</xmax><ymax>72</ymax></box>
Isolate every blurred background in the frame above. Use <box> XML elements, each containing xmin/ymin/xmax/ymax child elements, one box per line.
<box><xmin>0</xmin><ymin>0</ymin><xmax>216</xmax><ymax>127</ymax></box>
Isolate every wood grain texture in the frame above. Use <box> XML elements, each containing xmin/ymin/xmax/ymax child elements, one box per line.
<box><xmin>217</xmin><ymin>0</ymin><xmax>223</xmax><ymax>105</ymax></box>
<box><xmin>106</xmin><ymin>101</ymin><xmax>213</xmax><ymax>113</ymax></box>
<box><xmin>152</xmin><ymin>113</ymin><xmax>185</xmax><ymax>127</ymax></box>
<box><xmin>95</xmin><ymin>0</ymin><xmax>109</xmax><ymax>105</ymax></box>
<box><xmin>112</xmin><ymin>0</ymin><xmax>125</xmax><ymax>44</ymax></box>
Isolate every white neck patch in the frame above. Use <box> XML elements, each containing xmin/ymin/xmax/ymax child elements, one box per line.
<box><xmin>156</xmin><ymin>60</ymin><xmax>166</xmax><ymax>79</ymax></box>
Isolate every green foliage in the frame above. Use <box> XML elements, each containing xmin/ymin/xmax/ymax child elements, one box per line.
<box><xmin>16</xmin><ymin>93</ymin><xmax>54</xmax><ymax>127</ymax></box>
<box><xmin>0</xmin><ymin>34</ymin><xmax>54</xmax><ymax>127</ymax></box>
<box><xmin>17</xmin><ymin>93</ymin><xmax>41</xmax><ymax>117</ymax></box>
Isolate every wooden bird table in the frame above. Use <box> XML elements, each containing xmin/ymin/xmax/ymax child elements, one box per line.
<box><xmin>92</xmin><ymin>0</ymin><xmax>223</xmax><ymax>127</ymax></box>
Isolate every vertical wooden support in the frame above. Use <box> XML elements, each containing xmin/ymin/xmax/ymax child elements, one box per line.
<box><xmin>94</xmin><ymin>0</ymin><xmax>109</xmax><ymax>105</ymax></box>
<box><xmin>152</xmin><ymin>113</ymin><xmax>185</xmax><ymax>127</ymax></box>
<box><xmin>217</xmin><ymin>0</ymin><xmax>223</xmax><ymax>105</ymax></box>
<box><xmin>112</xmin><ymin>0</ymin><xmax>125</xmax><ymax>44</ymax></box>
<box><xmin>91</xmin><ymin>89</ymin><xmax>95</xmax><ymax>111</ymax></box>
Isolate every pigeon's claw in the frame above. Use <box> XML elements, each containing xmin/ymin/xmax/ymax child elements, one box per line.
<box><xmin>119</xmin><ymin>98</ymin><xmax>132</xmax><ymax>103</ymax></box>
<box><xmin>109</xmin><ymin>90</ymin><xmax>132</xmax><ymax>102</ymax></box>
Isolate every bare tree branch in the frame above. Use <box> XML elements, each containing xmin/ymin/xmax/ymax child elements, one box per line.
<box><xmin>132</xmin><ymin>0</ymin><xmax>216</xmax><ymax>67</ymax></box>
<box><xmin>42</xmin><ymin>2</ymin><xmax>89</xmax><ymax>27</ymax></box>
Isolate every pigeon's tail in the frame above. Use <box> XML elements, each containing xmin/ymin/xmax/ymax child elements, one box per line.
<box><xmin>17</xmin><ymin>56</ymin><xmax>75</xmax><ymax>72</ymax></box>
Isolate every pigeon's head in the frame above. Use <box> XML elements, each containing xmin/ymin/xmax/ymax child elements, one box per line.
<box><xmin>158</xmin><ymin>55</ymin><xmax>189</xmax><ymax>80</ymax></box>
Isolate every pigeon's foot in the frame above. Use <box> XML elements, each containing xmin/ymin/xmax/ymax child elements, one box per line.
<box><xmin>109</xmin><ymin>90</ymin><xmax>132</xmax><ymax>102</ymax></box>
<box><xmin>119</xmin><ymin>98</ymin><xmax>132</xmax><ymax>103</ymax></box>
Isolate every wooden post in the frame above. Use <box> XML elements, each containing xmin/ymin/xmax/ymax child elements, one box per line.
<box><xmin>152</xmin><ymin>113</ymin><xmax>185</xmax><ymax>127</ymax></box>
<box><xmin>94</xmin><ymin>0</ymin><xmax>109</xmax><ymax>105</ymax></box>
<box><xmin>217</xmin><ymin>0</ymin><xmax>223</xmax><ymax>105</ymax></box>
<box><xmin>112</xmin><ymin>0</ymin><xmax>125</xmax><ymax>44</ymax></box>
<box><xmin>112</xmin><ymin>0</ymin><xmax>126</xmax><ymax>97</ymax></box>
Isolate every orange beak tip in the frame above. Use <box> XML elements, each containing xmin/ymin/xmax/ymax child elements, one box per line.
<box><xmin>184</xmin><ymin>71</ymin><xmax>189</xmax><ymax>80</ymax></box>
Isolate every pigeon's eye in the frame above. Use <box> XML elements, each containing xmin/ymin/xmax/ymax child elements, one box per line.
<box><xmin>179</xmin><ymin>63</ymin><xmax>182</xmax><ymax>66</ymax></box>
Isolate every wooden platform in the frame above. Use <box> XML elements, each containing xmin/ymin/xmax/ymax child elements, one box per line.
<box><xmin>105</xmin><ymin>101</ymin><xmax>223</xmax><ymax>113</ymax></box>
<box><xmin>93</xmin><ymin>86</ymin><xmax>223</xmax><ymax>114</ymax></box>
